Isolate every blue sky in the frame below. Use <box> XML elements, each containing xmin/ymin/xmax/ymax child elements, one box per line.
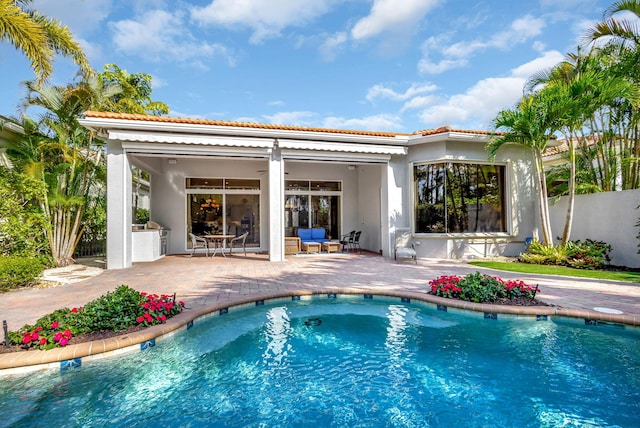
<box><xmin>0</xmin><ymin>0</ymin><xmax>617</xmax><ymax>133</ymax></box>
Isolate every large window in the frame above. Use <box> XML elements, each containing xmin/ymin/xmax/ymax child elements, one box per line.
<box><xmin>414</xmin><ymin>162</ymin><xmax>506</xmax><ymax>233</ymax></box>
<box><xmin>285</xmin><ymin>180</ymin><xmax>341</xmax><ymax>239</ymax></box>
<box><xmin>186</xmin><ymin>178</ymin><xmax>260</xmax><ymax>248</ymax></box>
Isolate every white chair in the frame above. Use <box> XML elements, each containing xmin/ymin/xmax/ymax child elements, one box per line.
<box><xmin>189</xmin><ymin>233</ymin><xmax>209</xmax><ymax>257</ymax></box>
<box><xmin>229</xmin><ymin>232</ymin><xmax>249</xmax><ymax>256</ymax></box>
<box><xmin>394</xmin><ymin>227</ymin><xmax>417</xmax><ymax>264</ymax></box>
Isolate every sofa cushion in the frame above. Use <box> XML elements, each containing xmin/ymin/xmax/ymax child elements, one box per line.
<box><xmin>311</xmin><ymin>228</ymin><xmax>325</xmax><ymax>240</ymax></box>
<box><xmin>297</xmin><ymin>228</ymin><xmax>312</xmax><ymax>241</ymax></box>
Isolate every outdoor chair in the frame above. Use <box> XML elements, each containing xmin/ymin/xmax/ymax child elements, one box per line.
<box><xmin>352</xmin><ymin>231</ymin><xmax>362</xmax><ymax>253</ymax></box>
<box><xmin>189</xmin><ymin>232</ymin><xmax>209</xmax><ymax>257</ymax></box>
<box><xmin>229</xmin><ymin>231</ymin><xmax>249</xmax><ymax>256</ymax></box>
<box><xmin>394</xmin><ymin>227</ymin><xmax>417</xmax><ymax>264</ymax></box>
<box><xmin>340</xmin><ymin>230</ymin><xmax>355</xmax><ymax>252</ymax></box>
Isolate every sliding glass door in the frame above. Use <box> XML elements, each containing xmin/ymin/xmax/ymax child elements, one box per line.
<box><xmin>285</xmin><ymin>180</ymin><xmax>341</xmax><ymax>239</ymax></box>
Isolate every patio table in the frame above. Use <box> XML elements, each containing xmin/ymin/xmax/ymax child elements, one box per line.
<box><xmin>204</xmin><ymin>234</ymin><xmax>236</xmax><ymax>257</ymax></box>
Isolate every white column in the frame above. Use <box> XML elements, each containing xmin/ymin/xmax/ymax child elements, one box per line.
<box><xmin>268</xmin><ymin>144</ymin><xmax>285</xmax><ymax>261</ymax></box>
<box><xmin>106</xmin><ymin>140</ymin><xmax>132</xmax><ymax>269</ymax></box>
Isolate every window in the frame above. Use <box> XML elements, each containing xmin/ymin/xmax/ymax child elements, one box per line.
<box><xmin>186</xmin><ymin>178</ymin><xmax>260</xmax><ymax>248</ymax></box>
<box><xmin>414</xmin><ymin>162</ymin><xmax>505</xmax><ymax>233</ymax></box>
<box><xmin>285</xmin><ymin>180</ymin><xmax>341</xmax><ymax>239</ymax></box>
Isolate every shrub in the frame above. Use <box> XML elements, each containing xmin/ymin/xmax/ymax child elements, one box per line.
<box><xmin>429</xmin><ymin>272</ymin><xmax>539</xmax><ymax>303</ymax></box>
<box><xmin>8</xmin><ymin>308</ymin><xmax>81</xmax><ymax>350</ymax></box>
<box><xmin>0</xmin><ymin>256</ymin><xmax>44</xmax><ymax>291</ymax></box>
<box><xmin>8</xmin><ymin>286</ymin><xmax>185</xmax><ymax>350</ymax></box>
<box><xmin>520</xmin><ymin>239</ymin><xmax>611</xmax><ymax>269</ymax></box>
<box><xmin>458</xmin><ymin>272</ymin><xmax>506</xmax><ymax>303</ymax></box>
<box><xmin>75</xmin><ymin>285</ymin><xmax>146</xmax><ymax>332</ymax></box>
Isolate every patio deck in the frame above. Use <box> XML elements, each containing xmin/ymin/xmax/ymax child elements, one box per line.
<box><xmin>1</xmin><ymin>252</ymin><xmax>639</xmax><ymax>371</ymax></box>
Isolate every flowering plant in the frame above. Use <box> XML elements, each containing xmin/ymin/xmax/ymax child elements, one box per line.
<box><xmin>429</xmin><ymin>275</ymin><xmax>463</xmax><ymax>298</ymax></box>
<box><xmin>136</xmin><ymin>292</ymin><xmax>185</xmax><ymax>326</ymax></box>
<box><xmin>10</xmin><ymin>308</ymin><xmax>81</xmax><ymax>350</ymax></box>
<box><xmin>429</xmin><ymin>272</ymin><xmax>540</xmax><ymax>303</ymax></box>
<box><xmin>8</xmin><ymin>285</ymin><xmax>186</xmax><ymax>351</ymax></box>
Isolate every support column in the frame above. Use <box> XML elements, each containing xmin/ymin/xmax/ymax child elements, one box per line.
<box><xmin>268</xmin><ymin>143</ymin><xmax>285</xmax><ymax>261</ymax></box>
<box><xmin>106</xmin><ymin>140</ymin><xmax>132</xmax><ymax>269</ymax></box>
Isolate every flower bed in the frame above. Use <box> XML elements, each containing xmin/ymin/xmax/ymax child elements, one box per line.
<box><xmin>3</xmin><ymin>285</ymin><xmax>184</xmax><ymax>352</ymax></box>
<box><xmin>429</xmin><ymin>272</ymin><xmax>543</xmax><ymax>305</ymax></box>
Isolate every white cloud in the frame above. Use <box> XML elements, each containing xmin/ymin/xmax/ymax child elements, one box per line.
<box><xmin>419</xmin><ymin>77</ymin><xmax>525</xmax><ymax>129</ymax></box>
<box><xmin>319</xmin><ymin>32</ymin><xmax>348</xmax><ymax>62</ymax></box>
<box><xmin>109</xmin><ymin>10</ymin><xmax>234</xmax><ymax>67</ymax></box>
<box><xmin>510</xmin><ymin>50</ymin><xmax>565</xmax><ymax>78</ymax></box>
<box><xmin>263</xmin><ymin>111</ymin><xmax>317</xmax><ymax>126</ymax></box>
<box><xmin>32</xmin><ymin>0</ymin><xmax>112</xmax><ymax>36</ymax></box>
<box><xmin>401</xmin><ymin>95</ymin><xmax>439</xmax><ymax>112</ymax></box>
<box><xmin>416</xmin><ymin>50</ymin><xmax>566</xmax><ymax>129</ymax></box>
<box><xmin>351</xmin><ymin>0</ymin><xmax>440</xmax><ymax>40</ymax></box>
<box><xmin>322</xmin><ymin>114</ymin><xmax>403</xmax><ymax>132</ymax></box>
<box><xmin>418</xmin><ymin>15</ymin><xmax>546</xmax><ymax>75</ymax></box>
<box><xmin>366</xmin><ymin>82</ymin><xmax>437</xmax><ymax>103</ymax></box>
<box><xmin>190</xmin><ymin>0</ymin><xmax>334</xmax><ymax>44</ymax></box>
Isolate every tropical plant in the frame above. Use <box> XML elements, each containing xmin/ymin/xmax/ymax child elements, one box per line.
<box><xmin>488</xmin><ymin>91</ymin><xmax>561</xmax><ymax>245</ymax></box>
<box><xmin>0</xmin><ymin>165</ymin><xmax>48</xmax><ymax>256</ymax></box>
<box><xmin>98</xmin><ymin>64</ymin><xmax>170</xmax><ymax>115</ymax></box>
<box><xmin>0</xmin><ymin>0</ymin><xmax>91</xmax><ymax>84</ymax></box>
<box><xmin>5</xmin><ymin>76</ymin><xmax>120</xmax><ymax>266</ymax></box>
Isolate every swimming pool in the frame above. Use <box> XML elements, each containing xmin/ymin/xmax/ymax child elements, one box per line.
<box><xmin>1</xmin><ymin>295</ymin><xmax>639</xmax><ymax>427</ymax></box>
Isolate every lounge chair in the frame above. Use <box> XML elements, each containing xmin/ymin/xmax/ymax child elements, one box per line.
<box><xmin>394</xmin><ymin>227</ymin><xmax>417</xmax><ymax>264</ymax></box>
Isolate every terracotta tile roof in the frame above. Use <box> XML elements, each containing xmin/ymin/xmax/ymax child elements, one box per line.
<box><xmin>412</xmin><ymin>125</ymin><xmax>503</xmax><ymax>137</ymax></box>
<box><xmin>543</xmin><ymin>135</ymin><xmax>600</xmax><ymax>158</ymax></box>
<box><xmin>82</xmin><ymin>111</ymin><xmax>409</xmax><ymax>138</ymax></box>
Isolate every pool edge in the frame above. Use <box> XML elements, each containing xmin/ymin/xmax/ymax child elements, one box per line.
<box><xmin>1</xmin><ymin>289</ymin><xmax>638</xmax><ymax>375</ymax></box>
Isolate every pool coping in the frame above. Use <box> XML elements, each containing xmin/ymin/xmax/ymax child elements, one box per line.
<box><xmin>1</xmin><ymin>288</ymin><xmax>638</xmax><ymax>375</ymax></box>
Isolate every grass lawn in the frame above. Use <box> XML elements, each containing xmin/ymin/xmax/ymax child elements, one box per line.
<box><xmin>468</xmin><ymin>261</ymin><xmax>640</xmax><ymax>283</ymax></box>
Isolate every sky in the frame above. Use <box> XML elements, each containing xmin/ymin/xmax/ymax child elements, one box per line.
<box><xmin>0</xmin><ymin>0</ymin><xmax>620</xmax><ymax>134</ymax></box>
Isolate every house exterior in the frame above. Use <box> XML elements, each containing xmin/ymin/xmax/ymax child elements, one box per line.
<box><xmin>79</xmin><ymin>111</ymin><xmax>537</xmax><ymax>269</ymax></box>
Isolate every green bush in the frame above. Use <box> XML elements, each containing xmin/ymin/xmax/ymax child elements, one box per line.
<box><xmin>0</xmin><ymin>256</ymin><xmax>44</xmax><ymax>291</ymax></box>
<box><xmin>458</xmin><ymin>272</ymin><xmax>506</xmax><ymax>303</ymax></box>
<box><xmin>520</xmin><ymin>239</ymin><xmax>611</xmax><ymax>270</ymax></box>
<box><xmin>75</xmin><ymin>285</ymin><xmax>145</xmax><ymax>332</ymax></box>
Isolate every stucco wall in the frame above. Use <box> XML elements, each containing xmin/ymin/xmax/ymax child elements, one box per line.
<box><xmin>149</xmin><ymin>158</ymin><xmax>367</xmax><ymax>254</ymax></box>
<box><xmin>403</xmin><ymin>139</ymin><xmax>537</xmax><ymax>259</ymax></box>
<box><xmin>548</xmin><ymin>189</ymin><xmax>640</xmax><ymax>268</ymax></box>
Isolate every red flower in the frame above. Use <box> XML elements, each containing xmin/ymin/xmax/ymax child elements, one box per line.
<box><xmin>71</xmin><ymin>307</ymin><xmax>78</xmax><ymax>313</ymax></box>
<box><xmin>53</xmin><ymin>332</ymin><xmax>63</xmax><ymax>342</ymax></box>
<box><xmin>137</xmin><ymin>316</ymin><xmax>144</xmax><ymax>323</ymax></box>
<box><xmin>39</xmin><ymin>338</ymin><xmax>47</xmax><ymax>345</ymax></box>
<box><xmin>63</xmin><ymin>330</ymin><xmax>72</xmax><ymax>339</ymax></box>
<box><xmin>51</xmin><ymin>321</ymin><xmax>59</xmax><ymax>329</ymax></box>
<box><xmin>59</xmin><ymin>337</ymin><xmax>69</xmax><ymax>346</ymax></box>
<box><xmin>22</xmin><ymin>334</ymin><xmax>32</xmax><ymax>344</ymax></box>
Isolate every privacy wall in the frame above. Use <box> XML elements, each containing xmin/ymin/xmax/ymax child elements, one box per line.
<box><xmin>548</xmin><ymin>189</ymin><xmax>640</xmax><ymax>268</ymax></box>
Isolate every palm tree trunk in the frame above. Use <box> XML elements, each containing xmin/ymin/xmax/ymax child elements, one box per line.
<box><xmin>561</xmin><ymin>137</ymin><xmax>576</xmax><ymax>245</ymax></box>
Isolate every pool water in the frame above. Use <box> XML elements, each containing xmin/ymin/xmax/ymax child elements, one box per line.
<box><xmin>1</xmin><ymin>297</ymin><xmax>639</xmax><ymax>427</ymax></box>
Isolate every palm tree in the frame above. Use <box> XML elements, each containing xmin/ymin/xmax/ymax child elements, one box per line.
<box><xmin>487</xmin><ymin>92</ymin><xmax>561</xmax><ymax>245</ymax></box>
<box><xmin>585</xmin><ymin>0</ymin><xmax>640</xmax><ymax>50</ymax></box>
<box><xmin>6</xmin><ymin>76</ymin><xmax>122</xmax><ymax>266</ymax></box>
<box><xmin>0</xmin><ymin>0</ymin><xmax>92</xmax><ymax>84</ymax></box>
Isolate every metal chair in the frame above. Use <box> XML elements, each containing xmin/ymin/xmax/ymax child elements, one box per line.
<box><xmin>340</xmin><ymin>230</ymin><xmax>355</xmax><ymax>252</ymax></box>
<box><xmin>189</xmin><ymin>233</ymin><xmax>209</xmax><ymax>257</ymax></box>
<box><xmin>229</xmin><ymin>232</ymin><xmax>249</xmax><ymax>256</ymax></box>
<box><xmin>352</xmin><ymin>231</ymin><xmax>362</xmax><ymax>253</ymax></box>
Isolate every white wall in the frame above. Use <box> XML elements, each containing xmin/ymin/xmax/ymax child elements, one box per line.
<box><xmin>404</xmin><ymin>139</ymin><xmax>537</xmax><ymax>259</ymax></box>
<box><xmin>548</xmin><ymin>189</ymin><xmax>640</xmax><ymax>268</ymax></box>
<box><xmin>149</xmin><ymin>157</ymin><xmax>366</xmax><ymax>254</ymax></box>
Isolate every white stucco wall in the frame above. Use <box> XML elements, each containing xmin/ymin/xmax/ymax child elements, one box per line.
<box><xmin>148</xmin><ymin>157</ymin><xmax>371</xmax><ymax>255</ymax></box>
<box><xmin>404</xmin><ymin>139</ymin><xmax>537</xmax><ymax>260</ymax></box>
<box><xmin>548</xmin><ymin>189</ymin><xmax>640</xmax><ymax>268</ymax></box>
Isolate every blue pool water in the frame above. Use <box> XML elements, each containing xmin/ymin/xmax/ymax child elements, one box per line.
<box><xmin>1</xmin><ymin>296</ymin><xmax>639</xmax><ymax>427</ymax></box>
